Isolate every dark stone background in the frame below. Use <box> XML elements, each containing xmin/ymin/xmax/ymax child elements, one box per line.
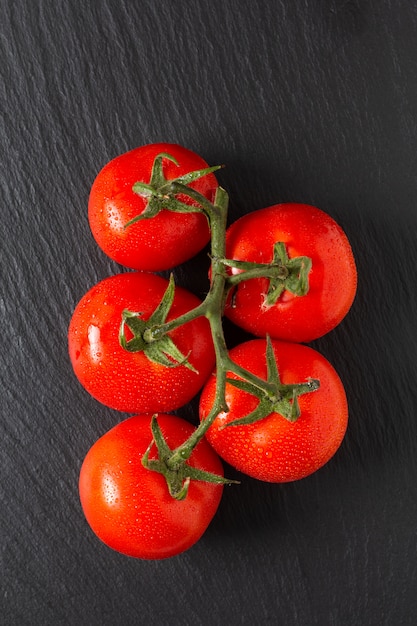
<box><xmin>1</xmin><ymin>1</ymin><xmax>417</xmax><ymax>624</ymax></box>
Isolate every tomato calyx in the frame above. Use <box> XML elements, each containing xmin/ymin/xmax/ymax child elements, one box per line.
<box><xmin>223</xmin><ymin>242</ymin><xmax>312</xmax><ymax>306</ymax></box>
<box><xmin>126</xmin><ymin>152</ymin><xmax>222</xmax><ymax>227</ymax></box>
<box><xmin>119</xmin><ymin>274</ymin><xmax>198</xmax><ymax>372</ymax></box>
<box><xmin>142</xmin><ymin>415</ymin><xmax>238</xmax><ymax>500</ymax></box>
<box><xmin>224</xmin><ymin>337</ymin><xmax>320</xmax><ymax>427</ymax></box>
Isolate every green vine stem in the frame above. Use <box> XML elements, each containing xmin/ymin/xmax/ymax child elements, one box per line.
<box><xmin>119</xmin><ymin>154</ymin><xmax>319</xmax><ymax>498</ymax></box>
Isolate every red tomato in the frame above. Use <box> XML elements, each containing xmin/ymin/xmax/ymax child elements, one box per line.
<box><xmin>224</xmin><ymin>203</ymin><xmax>357</xmax><ymax>342</ymax></box>
<box><xmin>68</xmin><ymin>272</ymin><xmax>215</xmax><ymax>413</ymax></box>
<box><xmin>199</xmin><ymin>339</ymin><xmax>348</xmax><ymax>483</ymax></box>
<box><xmin>88</xmin><ymin>143</ymin><xmax>218</xmax><ymax>270</ymax></box>
<box><xmin>79</xmin><ymin>414</ymin><xmax>224</xmax><ymax>559</ymax></box>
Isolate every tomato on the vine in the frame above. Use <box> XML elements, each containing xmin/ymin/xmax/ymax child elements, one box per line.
<box><xmin>88</xmin><ymin>143</ymin><xmax>218</xmax><ymax>270</ymax></box>
<box><xmin>68</xmin><ymin>272</ymin><xmax>215</xmax><ymax>413</ymax></box>
<box><xmin>224</xmin><ymin>203</ymin><xmax>357</xmax><ymax>342</ymax></box>
<box><xmin>199</xmin><ymin>339</ymin><xmax>348</xmax><ymax>483</ymax></box>
<box><xmin>79</xmin><ymin>414</ymin><xmax>224</xmax><ymax>559</ymax></box>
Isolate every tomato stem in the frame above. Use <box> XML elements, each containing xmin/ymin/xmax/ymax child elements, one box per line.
<box><xmin>166</xmin><ymin>187</ymin><xmax>232</xmax><ymax>466</ymax></box>
<box><xmin>119</xmin><ymin>153</ymin><xmax>318</xmax><ymax>494</ymax></box>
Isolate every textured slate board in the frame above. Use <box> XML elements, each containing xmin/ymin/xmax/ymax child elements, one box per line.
<box><xmin>1</xmin><ymin>1</ymin><xmax>417</xmax><ymax>624</ymax></box>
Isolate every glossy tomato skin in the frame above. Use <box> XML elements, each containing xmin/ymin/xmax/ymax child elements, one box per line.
<box><xmin>68</xmin><ymin>272</ymin><xmax>215</xmax><ymax>413</ymax></box>
<box><xmin>88</xmin><ymin>143</ymin><xmax>218</xmax><ymax>270</ymax></box>
<box><xmin>224</xmin><ymin>203</ymin><xmax>357</xmax><ymax>342</ymax></box>
<box><xmin>199</xmin><ymin>339</ymin><xmax>348</xmax><ymax>483</ymax></box>
<box><xmin>79</xmin><ymin>414</ymin><xmax>224</xmax><ymax>559</ymax></box>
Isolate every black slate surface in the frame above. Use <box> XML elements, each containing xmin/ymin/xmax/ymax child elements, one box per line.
<box><xmin>2</xmin><ymin>1</ymin><xmax>417</xmax><ymax>625</ymax></box>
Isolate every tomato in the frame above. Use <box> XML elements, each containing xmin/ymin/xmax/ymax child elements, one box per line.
<box><xmin>224</xmin><ymin>203</ymin><xmax>357</xmax><ymax>342</ymax></box>
<box><xmin>79</xmin><ymin>414</ymin><xmax>224</xmax><ymax>559</ymax></box>
<box><xmin>68</xmin><ymin>272</ymin><xmax>215</xmax><ymax>413</ymax></box>
<box><xmin>199</xmin><ymin>339</ymin><xmax>348</xmax><ymax>483</ymax></box>
<box><xmin>88</xmin><ymin>143</ymin><xmax>218</xmax><ymax>270</ymax></box>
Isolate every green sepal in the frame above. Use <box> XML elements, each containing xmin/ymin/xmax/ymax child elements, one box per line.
<box><xmin>224</xmin><ymin>336</ymin><xmax>320</xmax><ymax>427</ymax></box>
<box><xmin>142</xmin><ymin>415</ymin><xmax>239</xmax><ymax>500</ymax></box>
<box><xmin>223</xmin><ymin>241</ymin><xmax>312</xmax><ymax>305</ymax></box>
<box><xmin>266</xmin><ymin>242</ymin><xmax>311</xmax><ymax>304</ymax></box>
<box><xmin>125</xmin><ymin>152</ymin><xmax>222</xmax><ymax>228</ymax></box>
<box><xmin>119</xmin><ymin>274</ymin><xmax>197</xmax><ymax>372</ymax></box>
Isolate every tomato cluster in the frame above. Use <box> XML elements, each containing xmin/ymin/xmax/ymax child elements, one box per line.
<box><xmin>69</xmin><ymin>143</ymin><xmax>357</xmax><ymax>560</ymax></box>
